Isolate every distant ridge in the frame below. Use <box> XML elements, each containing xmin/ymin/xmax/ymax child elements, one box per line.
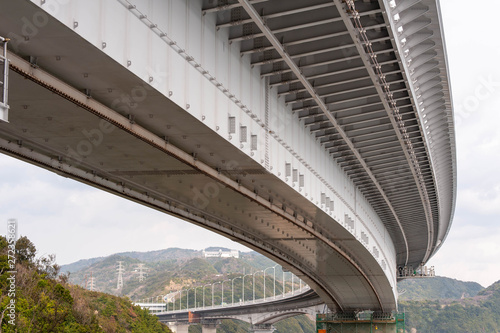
<box><xmin>61</xmin><ymin>247</ymin><xmax>253</xmax><ymax>274</ymax></box>
<box><xmin>398</xmin><ymin>276</ymin><xmax>484</xmax><ymax>301</ymax></box>
<box><xmin>61</xmin><ymin>248</ymin><xmax>204</xmax><ymax>273</ymax></box>
<box><xmin>60</xmin><ymin>246</ymin><xmax>500</xmax><ymax>333</ymax></box>
<box><xmin>402</xmin><ymin>280</ymin><xmax>500</xmax><ymax>332</ymax></box>
<box><xmin>204</xmin><ymin>246</ymin><xmax>232</xmax><ymax>252</ymax></box>
<box><xmin>61</xmin><ymin>256</ymin><xmax>107</xmax><ymax>273</ymax></box>
<box><xmin>115</xmin><ymin>248</ymin><xmax>201</xmax><ymax>263</ymax></box>
<box><xmin>60</xmin><ymin>246</ymin><xmax>264</xmax><ymax>299</ymax></box>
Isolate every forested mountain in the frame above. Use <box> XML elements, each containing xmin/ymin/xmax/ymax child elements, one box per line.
<box><xmin>62</xmin><ymin>247</ymin><xmax>316</xmax><ymax>333</ymax></box>
<box><xmin>398</xmin><ymin>276</ymin><xmax>483</xmax><ymax>301</ymax></box>
<box><xmin>401</xmin><ymin>279</ymin><xmax>500</xmax><ymax>332</ymax></box>
<box><xmin>62</xmin><ymin>247</ymin><xmax>500</xmax><ymax>333</ymax></box>
<box><xmin>61</xmin><ymin>248</ymin><xmax>201</xmax><ymax>274</ymax></box>
<box><xmin>61</xmin><ymin>248</ymin><xmax>289</xmax><ymax>301</ymax></box>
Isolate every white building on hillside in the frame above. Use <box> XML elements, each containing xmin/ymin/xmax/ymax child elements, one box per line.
<box><xmin>202</xmin><ymin>248</ymin><xmax>239</xmax><ymax>259</ymax></box>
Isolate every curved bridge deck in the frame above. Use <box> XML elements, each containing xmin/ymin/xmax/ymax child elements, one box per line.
<box><xmin>0</xmin><ymin>0</ymin><xmax>455</xmax><ymax>314</ymax></box>
<box><xmin>156</xmin><ymin>289</ymin><xmax>324</xmax><ymax>325</ymax></box>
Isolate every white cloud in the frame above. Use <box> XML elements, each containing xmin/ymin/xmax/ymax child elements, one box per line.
<box><xmin>0</xmin><ymin>154</ymin><xmax>250</xmax><ymax>265</ymax></box>
<box><xmin>429</xmin><ymin>221</ymin><xmax>500</xmax><ymax>287</ymax></box>
<box><xmin>457</xmin><ymin>187</ymin><xmax>500</xmax><ymax>218</ymax></box>
<box><xmin>422</xmin><ymin>0</ymin><xmax>500</xmax><ymax>287</ymax></box>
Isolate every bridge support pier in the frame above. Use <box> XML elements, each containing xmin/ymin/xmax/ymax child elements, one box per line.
<box><xmin>199</xmin><ymin>319</ymin><xmax>219</xmax><ymax>333</ymax></box>
<box><xmin>200</xmin><ymin>320</ymin><xmax>218</xmax><ymax>333</ymax></box>
<box><xmin>167</xmin><ymin>322</ymin><xmax>190</xmax><ymax>333</ymax></box>
<box><xmin>316</xmin><ymin>313</ymin><xmax>405</xmax><ymax>333</ymax></box>
<box><xmin>250</xmin><ymin>324</ymin><xmax>275</xmax><ymax>333</ymax></box>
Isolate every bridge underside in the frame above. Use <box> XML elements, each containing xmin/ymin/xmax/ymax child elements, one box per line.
<box><xmin>0</xmin><ymin>0</ymin><xmax>456</xmax><ymax>314</ymax></box>
<box><xmin>1</xmin><ymin>45</ymin><xmax>391</xmax><ymax>313</ymax></box>
<box><xmin>203</xmin><ymin>0</ymin><xmax>455</xmax><ymax>269</ymax></box>
<box><xmin>0</xmin><ymin>0</ymin><xmax>396</xmax><ymax>312</ymax></box>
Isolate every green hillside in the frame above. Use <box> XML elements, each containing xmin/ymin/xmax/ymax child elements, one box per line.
<box><xmin>274</xmin><ymin>315</ymin><xmax>316</xmax><ymax>333</ymax></box>
<box><xmin>401</xmin><ymin>280</ymin><xmax>500</xmax><ymax>332</ymax></box>
<box><xmin>187</xmin><ymin>315</ymin><xmax>316</xmax><ymax>333</ymax></box>
<box><xmin>61</xmin><ymin>246</ymin><xmax>500</xmax><ymax>333</ymax></box>
<box><xmin>398</xmin><ymin>276</ymin><xmax>483</xmax><ymax>301</ymax></box>
<box><xmin>62</xmin><ymin>248</ymin><xmax>291</xmax><ymax>301</ymax></box>
<box><xmin>62</xmin><ymin>247</ymin><xmax>314</xmax><ymax>332</ymax></box>
<box><xmin>0</xmin><ymin>236</ymin><xmax>171</xmax><ymax>332</ymax></box>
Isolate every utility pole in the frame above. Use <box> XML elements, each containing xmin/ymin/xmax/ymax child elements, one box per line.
<box><xmin>137</xmin><ymin>263</ymin><xmax>148</xmax><ymax>282</ymax></box>
<box><xmin>117</xmin><ymin>261</ymin><xmax>125</xmax><ymax>290</ymax></box>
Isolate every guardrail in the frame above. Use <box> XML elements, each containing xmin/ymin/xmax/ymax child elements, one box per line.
<box><xmin>137</xmin><ymin>285</ymin><xmax>311</xmax><ymax>314</ymax></box>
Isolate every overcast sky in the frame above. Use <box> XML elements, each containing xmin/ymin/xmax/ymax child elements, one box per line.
<box><xmin>1</xmin><ymin>0</ymin><xmax>499</xmax><ymax>288</ymax></box>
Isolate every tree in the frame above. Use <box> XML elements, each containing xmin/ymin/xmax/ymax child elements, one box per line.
<box><xmin>15</xmin><ymin>236</ymin><xmax>36</xmax><ymax>264</ymax></box>
<box><xmin>37</xmin><ymin>254</ymin><xmax>60</xmax><ymax>279</ymax></box>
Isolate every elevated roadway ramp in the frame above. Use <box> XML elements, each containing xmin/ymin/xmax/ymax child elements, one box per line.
<box><xmin>0</xmin><ymin>0</ymin><xmax>456</xmax><ymax>317</ymax></box>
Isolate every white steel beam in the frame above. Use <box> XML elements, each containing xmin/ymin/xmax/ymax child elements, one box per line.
<box><xmin>237</xmin><ymin>0</ymin><xmax>409</xmax><ymax>269</ymax></box>
<box><xmin>338</xmin><ymin>0</ymin><xmax>439</xmax><ymax>263</ymax></box>
<box><xmin>9</xmin><ymin>50</ymin><xmax>393</xmax><ymax>313</ymax></box>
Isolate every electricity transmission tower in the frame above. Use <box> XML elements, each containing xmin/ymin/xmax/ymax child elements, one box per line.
<box><xmin>117</xmin><ymin>261</ymin><xmax>125</xmax><ymax>290</ymax></box>
<box><xmin>136</xmin><ymin>263</ymin><xmax>148</xmax><ymax>282</ymax></box>
<box><xmin>89</xmin><ymin>271</ymin><xmax>96</xmax><ymax>291</ymax></box>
